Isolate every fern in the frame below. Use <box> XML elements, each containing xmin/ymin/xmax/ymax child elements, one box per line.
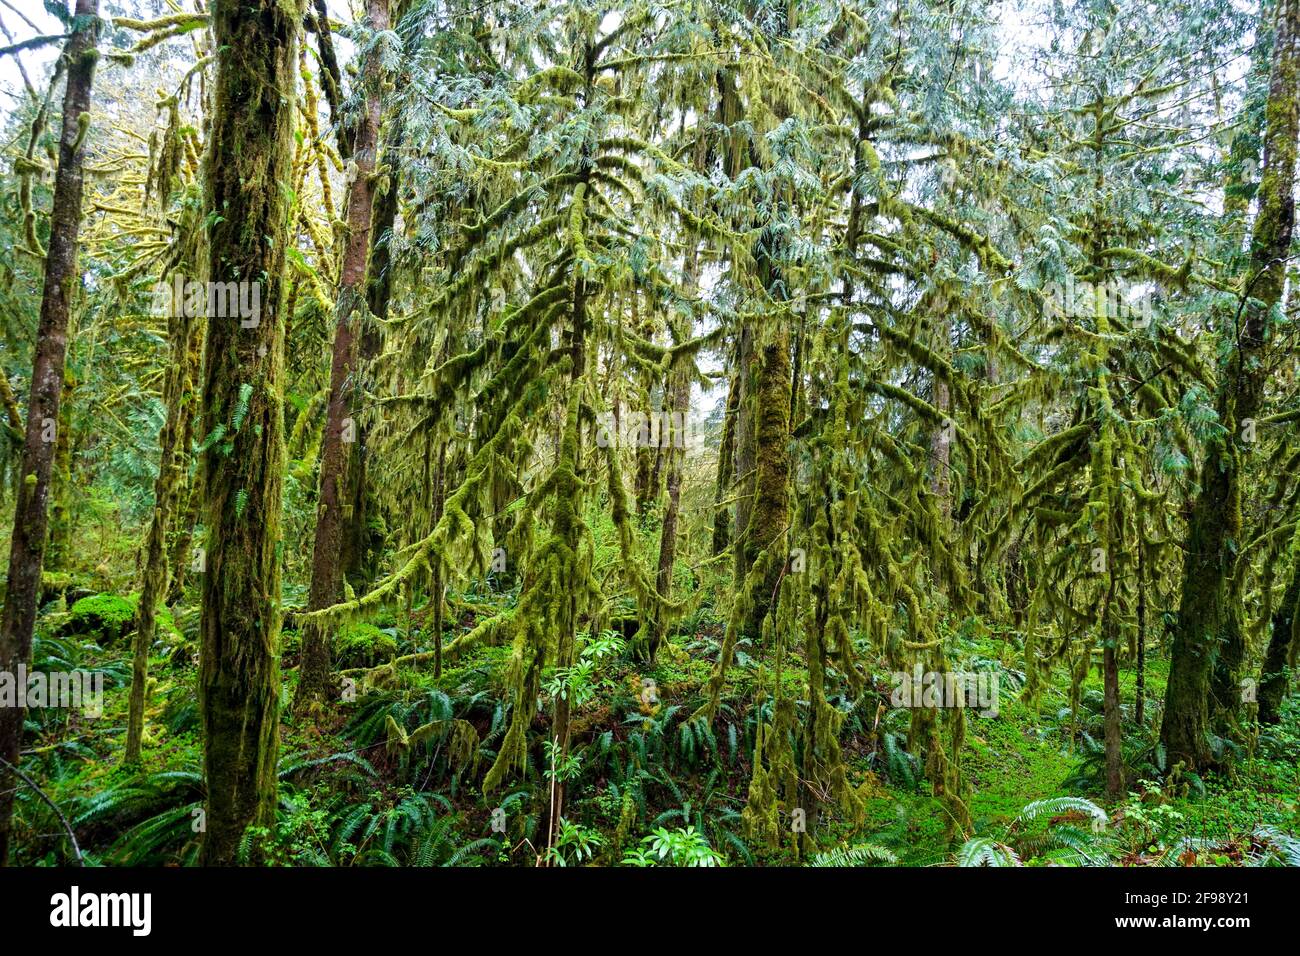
<box><xmin>1249</xmin><ymin>826</ymin><xmax>1300</xmax><ymax>866</ymax></box>
<box><xmin>230</xmin><ymin>382</ymin><xmax>254</xmax><ymax>432</ymax></box>
<box><xmin>956</xmin><ymin>837</ymin><xmax>1022</xmax><ymax>867</ymax></box>
<box><xmin>1013</xmin><ymin>796</ymin><xmax>1108</xmax><ymax>831</ymax></box>
<box><xmin>810</xmin><ymin>842</ymin><xmax>899</xmax><ymax>867</ymax></box>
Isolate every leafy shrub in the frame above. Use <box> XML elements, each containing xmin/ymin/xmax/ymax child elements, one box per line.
<box><xmin>622</xmin><ymin>825</ymin><xmax>724</xmax><ymax>867</ymax></box>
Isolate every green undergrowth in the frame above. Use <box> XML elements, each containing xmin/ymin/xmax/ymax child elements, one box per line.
<box><xmin>7</xmin><ymin>584</ymin><xmax>1299</xmax><ymax>868</ymax></box>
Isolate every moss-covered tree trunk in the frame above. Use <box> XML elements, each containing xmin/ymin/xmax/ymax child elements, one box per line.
<box><xmin>737</xmin><ymin>324</ymin><xmax>792</xmax><ymax>639</ymax></box>
<box><xmin>428</xmin><ymin>441</ymin><xmax>447</xmax><ymax>677</ymax></box>
<box><xmin>631</xmin><ymin>292</ymin><xmax>657</xmax><ymax>517</ymax></box>
<box><xmin>719</xmin><ymin>61</ymin><xmax>792</xmax><ymax>640</ymax></box>
<box><xmin>929</xmin><ymin>311</ymin><xmax>953</xmax><ymax>522</ymax></box>
<box><xmin>44</xmin><ymin>369</ymin><xmax>76</xmax><ymax>571</ymax></box>
<box><xmin>164</xmin><ymin>311</ymin><xmax>208</xmax><ymax>609</ymax></box>
<box><xmin>0</xmin><ymin>0</ymin><xmax>99</xmax><ymax>866</ymax></box>
<box><xmin>1135</xmin><ymin>528</ymin><xmax>1148</xmax><ymax>727</ymax></box>
<box><xmin>1162</xmin><ymin>0</ymin><xmax>1298</xmax><ymax>769</ymax></box>
<box><xmin>710</xmin><ymin>364</ymin><xmax>738</xmax><ymax>556</ymax></box>
<box><xmin>125</xmin><ymin>306</ymin><xmax>204</xmax><ymax>764</ymax></box>
<box><xmin>525</xmin><ymin>39</ymin><xmax>599</xmax><ymax>854</ymax></box>
<box><xmin>165</xmin><ymin>443</ymin><xmax>203</xmax><ymax>606</ymax></box>
<box><xmin>0</xmin><ymin>372</ymin><xmax>24</xmax><ymax>458</ymax></box>
<box><xmin>307</xmin><ymin>0</ymin><xmax>345</xmax><ymax>152</ymax></box>
<box><xmin>698</xmin><ymin>67</ymin><xmax>794</xmax><ymax>721</ymax></box>
<box><xmin>296</xmin><ymin>0</ymin><xmax>390</xmax><ymax>710</ymax></box>
<box><xmin>735</xmin><ymin>227</ymin><xmax>794</xmax><ymax>639</ymax></box>
<box><xmin>541</xmin><ymin>309</ymin><xmax>585</xmax><ymax>858</ymax></box>
<box><xmin>649</xmin><ymin>321</ymin><xmax>691</xmax><ymax>661</ymax></box>
<box><xmin>1258</xmin><ymin>532</ymin><xmax>1300</xmax><ymax>724</ymax></box>
<box><xmin>197</xmin><ymin>0</ymin><xmax>299</xmax><ymax>866</ymax></box>
<box><xmin>732</xmin><ymin>324</ymin><xmax>757</xmax><ymax>575</ymax></box>
<box><xmin>1103</xmin><ymin>637</ymin><xmax>1123</xmax><ymax>797</ymax></box>
<box><xmin>1163</xmin><ymin>462</ymin><xmax>1237</xmax><ymax>767</ymax></box>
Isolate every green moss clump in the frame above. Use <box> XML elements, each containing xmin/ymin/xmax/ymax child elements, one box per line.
<box><xmin>63</xmin><ymin>592</ymin><xmax>182</xmax><ymax>646</ymax></box>
<box><xmin>334</xmin><ymin>622</ymin><xmax>398</xmax><ymax>669</ymax></box>
<box><xmin>65</xmin><ymin>593</ymin><xmax>139</xmax><ymax>644</ymax></box>
<box><xmin>40</xmin><ymin>571</ymin><xmax>76</xmax><ymax>594</ymax></box>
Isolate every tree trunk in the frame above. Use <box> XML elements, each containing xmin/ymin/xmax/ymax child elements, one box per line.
<box><xmin>1163</xmin><ymin>0</ymin><xmax>1298</xmax><ymax>769</ymax></box>
<box><xmin>929</xmin><ymin>308</ymin><xmax>952</xmax><ymax>522</ymax></box>
<box><xmin>630</xmin><ymin>292</ymin><xmax>656</xmax><ymax>517</ymax></box>
<box><xmin>340</xmin><ymin>107</ymin><xmax>406</xmax><ymax>590</ymax></box>
<box><xmin>1258</xmin><ymin>540</ymin><xmax>1300</xmax><ymax>724</ymax></box>
<box><xmin>165</xmin><ymin>460</ymin><xmax>203</xmax><ymax>606</ymax></box>
<box><xmin>736</xmin><ymin>322</ymin><xmax>792</xmax><ymax>640</ymax></box>
<box><xmin>430</xmin><ymin>441</ymin><xmax>446</xmax><ymax>678</ymax></box>
<box><xmin>45</xmin><ymin>369</ymin><xmax>75</xmax><ymax>571</ymax></box>
<box><xmin>538</xmin><ymin>49</ymin><xmax>598</xmax><ymax>853</ymax></box>
<box><xmin>711</xmin><ymin>366</ymin><xmax>738</xmax><ymax>556</ymax></box>
<box><xmin>732</xmin><ymin>324</ymin><xmax>757</xmax><ymax>581</ymax></box>
<box><xmin>718</xmin><ymin>61</ymin><xmax>793</xmax><ymax>638</ymax></box>
<box><xmin>1103</xmin><ymin>640</ymin><xmax>1123</xmax><ymax>798</ymax></box>
<box><xmin>125</xmin><ymin>307</ymin><xmax>204</xmax><ymax>764</ymax></box>
<box><xmin>1163</xmin><ymin>459</ymin><xmax>1237</xmax><ymax>767</ymax></box>
<box><xmin>296</xmin><ymin>0</ymin><xmax>390</xmax><ymax>710</ymax></box>
<box><xmin>1135</xmin><ymin>536</ymin><xmax>1147</xmax><ymax>727</ymax></box>
<box><xmin>0</xmin><ymin>0</ymin><xmax>99</xmax><ymax>866</ymax></box>
<box><xmin>649</xmin><ymin>327</ymin><xmax>691</xmax><ymax>661</ymax></box>
<box><xmin>164</xmin><ymin>310</ymin><xmax>207</xmax><ymax>608</ymax></box>
<box><xmin>539</xmin><ymin>264</ymin><xmax>588</xmax><ymax>857</ymax></box>
<box><xmin>197</xmin><ymin>0</ymin><xmax>299</xmax><ymax>866</ymax></box>
<box><xmin>735</xmin><ymin>222</ymin><xmax>793</xmax><ymax>641</ymax></box>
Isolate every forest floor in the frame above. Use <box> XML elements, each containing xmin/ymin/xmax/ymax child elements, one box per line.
<box><xmin>9</xmin><ymin>572</ymin><xmax>1300</xmax><ymax>867</ymax></box>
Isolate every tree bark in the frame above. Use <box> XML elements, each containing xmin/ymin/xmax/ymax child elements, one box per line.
<box><xmin>164</xmin><ymin>311</ymin><xmax>207</xmax><ymax>607</ymax></box>
<box><xmin>1135</xmin><ymin>535</ymin><xmax>1147</xmax><ymax>727</ymax></box>
<box><xmin>1103</xmin><ymin>640</ymin><xmax>1123</xmax><ymax>798</ymax></box>
<box><xmin>710</xmin><ymin>364</ymin><xmax>738</xmax><ymax>556</ymax></box>
<box><xmin>736</xmin><ymin>319</ymin><xmax>792</xmax><ymax>640</ymax></box>
<box><xmin>340</xmin><ymin>113</ymin><xmax>405</xmax><ymax>590</ymax></box>
<box><xmin>125</xmin><ymin>306</ymin><xmax>204</xmax><ymax>764</ymax></box>
<box><xmin>930</xmin><ymin>354</ymin><xmax>952</xmax><ymax>520</ymax></box>
<box><xmin>716</xmin><ymin>64</ymin><xmax>793</xmax><ymax>638</ymax></box>
<box><xmin>649</xmin><ymin>326</ymin><xmax>691</xmax><ymax>661</ymax></box>
<box><xmin>1162</xmin><ymin>0</ymin><xmax>1298</xmax><ymax>769</ymax></box>
<box><xmin>0</xmin><ymin>0</ymin><xmax>99</xmax><ymax>866</ymax></box>
<box><xmin>44</xmin><ymin>369</ymin><xmax>75</xmax><ymax>571</ymax></box>
<box><xmin>197</xmin><ymin>0</ymin><xmax>299</xmax><ymax>866</ymax></box>
<box><xmin>732</xmin><ymin>323</ymin><xmax>757</xmax><ymax>581</ymax></box>
<box><xmin>296</xmin><ymin>0</ymin><xmax>390</xmax><ymax>710</ymax></box>
<box><xmin>1258</xmin><ymin>538</ymin><xmax>1300</xmax><ymax>724</ymax></box>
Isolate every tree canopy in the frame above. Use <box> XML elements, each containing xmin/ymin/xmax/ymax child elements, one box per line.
<box><xmin>0</xmin><ymin>0</ymin><xmax>1296</xmax><ymax>873</ymax></box>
